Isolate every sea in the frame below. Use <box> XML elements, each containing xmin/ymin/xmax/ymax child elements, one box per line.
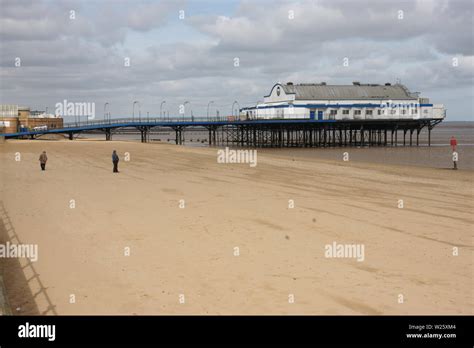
<box><xmin>80</xmin><ymin>121</ymin><xmax>474</xmax><ymax>170</ymax></box>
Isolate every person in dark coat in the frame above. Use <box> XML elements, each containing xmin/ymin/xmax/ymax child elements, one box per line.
<box><xmin>39</xmin><ymin>151</ymin><xmax>48</xmax><ymax>171</ymax></box>
<box><xmin>112</xmin><ymin>150</ymin><xmax>119</xmax><ymax>173</ymax></box>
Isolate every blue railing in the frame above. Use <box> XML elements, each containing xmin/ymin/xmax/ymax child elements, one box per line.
<box><xmin>61</xmin><ymin>116</ymin><xmax>239</xmax><ymax>128</ymax></box>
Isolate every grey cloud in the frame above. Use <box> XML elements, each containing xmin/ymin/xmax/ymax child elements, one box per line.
<box><xmin>0</xmin><ymin>0</ymin><xmax>472</xmax><ymax>120</ymax></box>
<box><xmin>190</xmin><ymin>0</ymin><xmax>473</xmax><ymax>55</ymax></box>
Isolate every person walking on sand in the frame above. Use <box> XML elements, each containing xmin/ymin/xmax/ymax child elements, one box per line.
<box><xmin>112</xmin><ymin>150</ymin><xmax>119</xmax><ymax>173</ymax></box>
<box><xmin>450</xmin><ymin>136</ymin><xmax>458</xmax><ymax>152</ymax></box>
<box><xmin>450</xmin><ymin>136</ymin><xmax>459</xmax><ymax>170</ymax></box>
<box><xmin>39</xmin><ymin>151</ymin><xmax>48</xmax><ymax>171</ymax></box>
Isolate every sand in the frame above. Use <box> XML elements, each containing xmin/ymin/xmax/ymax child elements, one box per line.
<box><xmin>0</xmin><ymin>139</ymin><xmax>472</xmax><ymax>315</ymax></box>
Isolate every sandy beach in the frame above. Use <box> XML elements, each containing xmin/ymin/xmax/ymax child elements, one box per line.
<box><xmin>0</xmin><ymin>139</ymin><xmax>472</xmax><ymax>315</ymax></box>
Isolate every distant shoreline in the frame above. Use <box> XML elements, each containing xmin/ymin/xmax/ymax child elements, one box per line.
<box><xmin>3</xmin><ymin>137</ymin><xmax>473</xmax><ymax>171</ymax></box>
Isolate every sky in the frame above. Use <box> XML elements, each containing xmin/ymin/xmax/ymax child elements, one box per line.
<box><xmin>0</xmin><ymin>0</ymin><xmax>473</xmax><ymax>120</ymax></box>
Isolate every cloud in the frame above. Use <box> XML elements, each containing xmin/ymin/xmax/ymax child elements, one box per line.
<box><xmin>0</xmin><ymin>0</ymin><xmax>184</xmax><ymax>44</ymax></box>
<box><xmin>190</xmin><ymin>0</ymin><xmax>473</xmax><ymax>55</ymax></box>
<box><xmin>127</xmin><ymin>1</ymin><xmax>185</xmax><ymax>31</ymax></box>
<box><xmin>0</xmin><ymin>0</ymin><xmax>472</xmax><ymax>120</ymax></box>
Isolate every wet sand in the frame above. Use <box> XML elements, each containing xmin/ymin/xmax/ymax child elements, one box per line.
<box><xmin>0</xmin><ymin>139</ymin><xmax>472</xmax><ymax>315</ymax></box>
<box><xmin>259</xmin><ymin>145</ymin><xmax>474</xmax><ymax>171</ymax></box>
<box><xmin>81</xmin><ymin>121</ymin><xmax>474</xmax><ymax>169</ymax></box>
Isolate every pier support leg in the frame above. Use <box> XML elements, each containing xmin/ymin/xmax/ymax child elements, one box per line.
<box><xmin>141</xmin><ymin>128</ymin><xmax>148</xmax><ymax>143</ymax></box>
<box><xmin>68</xmin><ymin>133</ymin><xmax>74</xmax><ymax>140</ymax></box>
<box><xmin>105</xmin><ymin>129</ymin><xmax>112</xmax><ymax>141</ymax></box>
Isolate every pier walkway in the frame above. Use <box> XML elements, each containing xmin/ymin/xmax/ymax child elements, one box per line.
<box><xmin>2</xmin><ymin>117</ymin><xmax>442</xmax><ymax>147</ymax></box>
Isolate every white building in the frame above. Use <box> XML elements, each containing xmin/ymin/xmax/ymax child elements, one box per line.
<box><xmin>241</xmin><ymin>82</ymin><xmax>446</xmax><ymax>121</ymax></box>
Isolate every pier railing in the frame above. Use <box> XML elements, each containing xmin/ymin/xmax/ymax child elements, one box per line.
<box><xmin>61</xmin><ymin>112</ymin><xmax>437</xmax><ymax>129</ymax></box>
<box><xmin>4</xmin><ymin>115</ymin><xmax>442</xmax><ymax>148</ymax></box>
<box><xmin>62</xmin><ymin>116</ymin><xmax>239</xmax><ymax>128</ymax></box>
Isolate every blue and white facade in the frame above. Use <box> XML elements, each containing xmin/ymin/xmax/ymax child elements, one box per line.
<box><xmin>240</xmin><ymin>82</ymin><xmax>446</xmax><ymax>121</ymax></box>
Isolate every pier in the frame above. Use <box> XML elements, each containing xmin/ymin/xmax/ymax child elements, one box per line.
<box><xmin>2</xmin><ymin>117</ymin><xmax>442</xmax><ymax>147</ymax></box>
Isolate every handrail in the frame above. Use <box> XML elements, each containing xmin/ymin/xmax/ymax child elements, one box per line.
<box><xmin>62</xmin><ymin>116</ymin><xmax>240</xmax><ymax>128</ymax></box>
<box><xmin>2</xmin><ymin>118</ymin><xmax>442</xmax><ymax>138</ymax></box>
<box><xmin>60</xmin><ymin>114</ymin><xmax>444</xmax><ymax>129</ymax></box>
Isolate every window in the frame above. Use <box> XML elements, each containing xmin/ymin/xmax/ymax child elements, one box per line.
<box><xmin>354</xmin><ymin>110</ymin><xmax>361</xmax><ymax>115</ymax></box>
<box><xmin>328</xmin><ymin>109</ymin><xmax>337</xmax><ymax>120</ymax></box>
<box><xmin>401</xmin><ymin>109</ymin><xmax>406</xmax><ymax>115</ymax></box>
<box><xmin>423</xmin><ymin>109</ymin><xmax>429</xmax><ymax>114</ymax></box>
<box><xmin>342</xmin><ymin>109</ymin><xmax>349</xmax><ymax>115</ymax></box>
<box><xmin>366</xmin><ymin>110</ymin><xmax>373</xmax><ymax>115</ymax></box>
<box><xmin>378</xmin><ymin>109</ymin><xmax>382</xmax><ymax>115</ymax></box>
<box><xmin>391</xmin><ymin>109</ymin><xmax>397</xmax><ymax>115</ymax></box>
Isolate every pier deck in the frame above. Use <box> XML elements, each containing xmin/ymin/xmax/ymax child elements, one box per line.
<box><xmin>2</xmin><ymin>117</ymin><xmax>442</xmax><ymax>147</ymax></box>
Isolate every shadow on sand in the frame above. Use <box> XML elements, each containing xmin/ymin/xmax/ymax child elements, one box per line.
<box><xmin>0</xmin><ymin>201</ymin><xmax>57</xmax><ymax>315</ymax></box>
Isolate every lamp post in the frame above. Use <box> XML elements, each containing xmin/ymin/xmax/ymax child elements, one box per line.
<box><xmin>104</xmin><ymin>102</ymin><xmax>109</xmax><ymax>123</ymax></box>
<box><xmin>132</xmin><ymin>101</ymin><xmax>139</xmax><ymax>121</ymax></box>
<box><xmin>183</xmin><ymin>101</ymin><xmax>190</xmax><ymax>120</ymax></box>
<box><xmin>207</xmin><ymin>101</ymin><xmax>214</xmax><ymax>119</ymax></box>
<box><xmin>254</xmin><ymin>100</ymin><xmax>262</xmax><ymax>120</ymax></box>
<box><xmin>232</xmin><ymin>100</ymin><xmax>240</xmax><ymax>118</ymax></box>
<box><xmin>160</xmin><ymin>100</ymin><xmax>166</xmax><ymax>119</ymax></box>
